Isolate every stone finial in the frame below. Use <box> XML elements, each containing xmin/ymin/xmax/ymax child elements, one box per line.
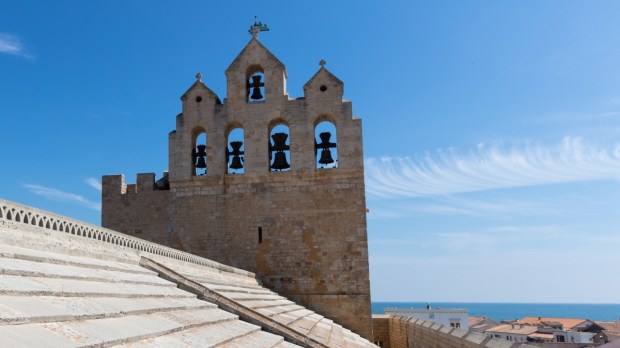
<box><xmin>319</xmin><ymin>59</ymin><xmax>326</xmax><ymax>68</ymax></box>
<box><xmin>249</xmin><ymin>16</ymin><xmax>269</xmax><ymax>39</ymax></box>
<box><xmin>249</xmin><ymin>26</ymin><xmax>260</xmax><ymax>39</ymax></box>
<box><xmin>195</xmin><ymin>72</ymin><xmax>202</xmax><ymax>82</ymax></box>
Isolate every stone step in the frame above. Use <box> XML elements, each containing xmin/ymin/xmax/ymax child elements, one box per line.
<box><xmin>308</xmin><ymin>318</ymin><xmax>334</xmax><ymax>346</ymax></box>
<box><xmin>161</xmin><ymin>264</ymin><xmax>260</xmax><ymax>287</ymax></box>
<box><xmin>0</xmin><ymin>244</ymin><xmax>152</xmax><ymax>275</ymax></box>
<box><xmin>0</xmin><ymin>295</ymin><xmax>215</xmax><ymax>325</ymax></box>
<box><xmin>327</xmin><ymin>322</ymin><xmax>346</xmax><ymax>348</ymax></box>
<box><xmin>289</xmin><ymin>312</ymin><xmax>323</xmax><ymax>336</ymax></box>
<box><xmin>186</xmin><ymin>273</ymin><xmax>262</xmax><ymax>288</ymax></box>
<box><xmin>0</xmin><ymin>274</ymin><xmax>195</xmax><ymax>298</ymax></box>
<box><xmin>0</xmin><ymin>307</ymin><xmax>237</xmax><ymax>347</ymax></box>
<box><xmin>236</xmin><ymin>299</ymin><xmax>294</xmax><ymax>309</ymax></box>
<box><xmin>343</xmin><ymin>327</ymin><xmax>373</xmax><ymax>347</ymax></box>
<box><xmin>218</xmin><ymin>329</ymin><xmax>288</xmax><ymax>348</ymax></box>
<box><xmin>202</xmin><ymin>282</ymin><xmax>276</xmax><ymax>295</ymax></box>
<box><xmin>216</xmin><ymin>291</ymin><xmax>282</xmax><ymax>301</ymax></box>
<box><xmin>110</xmin><ymin>317</ymin><xmax>263</xmax><ymax>347</ymax></box>
<box><xmin>255</xmin><ymin>303</ymin><xmax>305</xmax><ymax>318</ymax></box>
<box><xmin>275</xmin><ymin>341</ymin><xmax>302</xmax><ymax>348</ymax></box>
<box><xmin>343</xmin><ymin>328</ymin><xmax>357</xmax><ymax>347</ymax></box>
<box><xmin>0</xmin><ymin>257</ymin><xmax>174</xmax><ymax>287</ymax></box>
<box><xmin>271</xmin><ymin>308</ymin><xmax>314</xmax><ymax>326</ymax></box>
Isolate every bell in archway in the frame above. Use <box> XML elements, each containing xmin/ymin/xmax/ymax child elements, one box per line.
<box><xmin>318</xmin><ymin>148</ymin><xmax>334</xmax><ymax>165</ymax></box>
<box><xmin>249</xmin><ymin>75</ymin><xmax>264</xmax><ymax>100</ymax></box>
<box><xmin>227</xmin><ymin>141</ymin><xmax>244</xmax><ymax>170</ymax></box>
<box><xmin>195</xmin><ymin>145</ymin><xmax>207</xmax><ymax>168</ymax></box>
<box><xmin>315</xmin><ymin>132</ymin><xmax>337</xmax><ymax>167</ymax></box>
<box><xmin>271</xmin><ymin>152</ymin><xmax>290</xmax><ymax>170</ymax></box>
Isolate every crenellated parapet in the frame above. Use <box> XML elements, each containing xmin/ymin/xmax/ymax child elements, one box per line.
<box><xmin>102</xmin><ymin>172</ymin><xmax>170</xmax><ymax>195</ymax></box>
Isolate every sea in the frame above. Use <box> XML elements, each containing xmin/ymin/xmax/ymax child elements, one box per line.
<box><xmin>372</xmin><ymin>302</ymin><xmax>620</xmax><ymax>322</ymax></box>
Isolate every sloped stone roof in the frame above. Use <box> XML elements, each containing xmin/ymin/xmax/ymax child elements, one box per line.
<box><xmin>0</xmin><ymin>199</ymin><xmax>376</xmax><ymax>347</ymax></box>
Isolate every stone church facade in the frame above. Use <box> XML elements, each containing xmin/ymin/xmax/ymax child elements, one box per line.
<box><xmin>102</xmin><ymin>31</ymin><xmax>372</xmax><ymax>339</ymax></box>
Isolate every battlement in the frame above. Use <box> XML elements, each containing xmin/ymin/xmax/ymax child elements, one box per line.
<box><xmin>102</xmin><ymin>172</ymin><xmax>170</xmax><ymax>196</ymax></box>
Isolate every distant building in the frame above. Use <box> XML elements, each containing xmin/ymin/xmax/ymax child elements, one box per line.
<box><xmin>597</xmin><ymin>321</ymin><xmax>620</xmax><ymax>343</ymax></box>
<box><xmin>468</xmin><ymin>316</ymin><xmax>500</xmax><ymax>333</ymax></box>
<box><xmin>385</xmin><ymin>304</ymin><xmax>469</xmax><ymax>330</ymax></box>
<box><xmin>485</xmin><ymin>324</ymin><xmax>540</xmax><ymax>343</ymax></box>
<box><xmin>485</xmin><ymin>316</ymin><xmax>607</xmax><ymax>345</ymax></box>
<box><xmin>515</xmin><ymin>317</ymin><xmax>597</xmax><ymax>344</ymax></box>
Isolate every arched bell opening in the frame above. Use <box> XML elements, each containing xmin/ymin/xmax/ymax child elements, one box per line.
<box><xmin>247</xmin><ymin>65</ymin><xmax>266</xmax><ymax>103</ymax></box>
<box><xmin>192</xmin><ymin>128</ymin><xmax>207</xmax><ymax>176</ymax></box>
<box><xmin>314</xmin><ymin>120</ymin><xmax>338</xmax><ymax>169</ymax></box>
<box><xmin>269</xmin><ymin>123</ymin><xmax>291</xmax><ymax>172</ymax></box>
<box><xmin>226</xmin><ymin>127</ymin><xmax>245</xmax><ymax>174</ymax></box>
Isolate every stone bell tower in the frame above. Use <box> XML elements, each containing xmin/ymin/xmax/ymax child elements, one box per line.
<box><xmin>102</xmin><ymin>24</ymin><xmax>372</xmax><ymax>339</ymax></box>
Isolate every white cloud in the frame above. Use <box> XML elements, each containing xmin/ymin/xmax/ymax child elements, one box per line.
<box><xmin>368</xmin><ymin>197</ymin><xmax>541</xmax><ymax>220</ymax></box>
<box><xmin>85</xmin><ymin>177</ymin><xmax>102</xmax><ymax>191</ymax></box>
<box><xmin>23</xmin><ymin>184</ymin><xmax>101</xmax><ymax>211</ymax></box>
<box><xmin>365</xmin><ymin>136</ymin><xmax>620</xmax><ymax>198</ymax></box>
<box><xmin>0</xmin><ymin>33</ymin><xmax>31</xmax><ymax>58</ymax></box>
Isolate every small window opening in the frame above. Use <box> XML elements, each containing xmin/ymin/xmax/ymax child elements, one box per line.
<box><xmin>193</xmin><ymin>132</ymin><xmax>207</xmax><ymax>176</ymax></box>
<box><xmin>258</xmin><ymin>227</ymin><xmax>263</xmax><ymax>244</ymax></box>
<box><xmin>315</xmin><ymin>120</ymin><xmax>337</xmax><ymax>169</ymax></box>
<box><xmin>269</xmin><ymin>124</ymin><xmax>291</xmax><ymax>172</ymax></box>
<box><xmin>320</xmin><ymin>85</ymin><xmax>327</xmax><ymax>92</ymax></box>
<box><xmin>195</xmin><ymin>96</ymin><xmax>202</xmax><ymax>103</ymax></box>
<box><xmin>247</xmin><ymin>71</ymin><xmax>265</xmax><ymax>102</ymax></box>
<box><xmin>227</xmin><ymin>128</ymin><xmax>245</xmax><ymax>174</ymax></box>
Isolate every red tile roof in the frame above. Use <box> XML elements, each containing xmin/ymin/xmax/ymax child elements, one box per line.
<box><xmin>515</xmin><ymin>317</ymin><xmax>588</xmax><ymax>330</ymax></box>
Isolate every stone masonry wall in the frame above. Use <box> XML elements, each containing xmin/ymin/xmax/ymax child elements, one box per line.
<box><xmin>102</xmin><ymin>169</ymin><xmax>371</xmax><ymax>338</ymax></box>
<box><xmin>372</xmin><ymin>315</ymin><xmax>392</xmax><ymax>347</ymax></box>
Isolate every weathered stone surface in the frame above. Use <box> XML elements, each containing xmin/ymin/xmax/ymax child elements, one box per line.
<box><xmin>0</xmin><ymin>199</ymin><xmax>377</xmax><ymax>347</ymax></box>
<box><xmin>143</xmin><ymin>255</ymin><xmax>376</xmax><ymax>347</ymax></box>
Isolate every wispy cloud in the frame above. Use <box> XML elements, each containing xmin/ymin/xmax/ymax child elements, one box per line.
<box><xmin>85</xmin><ymin>177</ymin><xmax>102</xmax><ymax>191</ymax></box>
<box><xmin>0</xmin><ymin>33</ymin><xmax>31</xmax><ymax>58</ymax></box>
<box><xmin>368</xmin><ymin>196</ymin><xmax>564</xmax><ymax>220</ymax></box>
<box><xmin>366</xmin><ymin>136</ymin><xmax>620</xmax><ymax>198</ymax></box>
<box><xmin>23</xmin><ymin>184</ymin><xmax>101</xmax><ymax>211</ymax></box>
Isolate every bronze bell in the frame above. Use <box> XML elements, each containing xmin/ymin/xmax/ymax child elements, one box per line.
<box><xmin>195</xmin><ymin>145</ymin><xmax>207</xmax><ymax>157</ymax></box>
<box><xmin>227</xmin><ymin>141</ymin><xmax>244</xmax><ymax>170</ymax></box>
<box><xmin>195</xmin><ymin>145</ymin><xmax>207</xmax><ymax>169</ymax></box>
<box><xmin>249</xmin><ymin>76</ymin><xmax>264</xmax><ymax>100</ymax></box>
<box><xmin>250</xmin><ymin>87</ymin><xmax>263</xmax><ymax>100</ymax></box>
<box><xmin>271</xmin><ymin>152</ymin><xmax>290</xmax><ymax>170</ymax></box>
<box><xmin>318</xmin><ymin>148</ymin><xmax>334</xmax><ymax>165</ymax></box>
<box><xmin>196</xmin><ymin>157</ymin><xmax>207</xmax><ymax>169</ymax></box>
<box><xmin>229</xmin><ymin>156</ymin><xmax>243</xmax><ymax>170</ymax></box>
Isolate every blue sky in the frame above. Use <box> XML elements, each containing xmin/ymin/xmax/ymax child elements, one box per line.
<box><xmin>1</xmin><ymin>1</ymin><xmax>619</xmax><ymax>303</ymax></box>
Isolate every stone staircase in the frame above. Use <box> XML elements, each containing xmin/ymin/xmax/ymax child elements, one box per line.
<box><xmin>147</xmin><ymin>255</ymin><xmax>377</xmax><ymax>348</ymax></box>
<box><xmin>0</xmin><ymin>199</ymin><xmax>378</xmax><ymax>347</ymax></box>
<box><xmin>0</xmin><ymin>222</ymin><xmax>299</xmax><ymax>347</ymax></box>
